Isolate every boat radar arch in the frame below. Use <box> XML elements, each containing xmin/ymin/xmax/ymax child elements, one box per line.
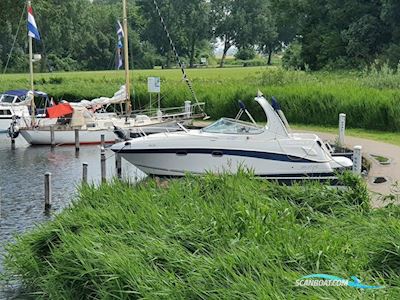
<box><xmin>254</xmin><ymin>92</ymin><xmax>289</xmax><ymax>137</ymax></box>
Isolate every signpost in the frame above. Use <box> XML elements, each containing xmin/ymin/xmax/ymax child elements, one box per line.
<box><xmin>148</xmin><ymin>77</ymin><xmax>161</xmax><ymax>116</ymax></box>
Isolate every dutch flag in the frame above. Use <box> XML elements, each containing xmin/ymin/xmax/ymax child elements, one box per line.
<box><xmin>27</xmin><ymin>5</ymin><xmax>40</xmax><ymax>41</ymax></box>
<box><xmin>117</xmin><ymin>21</ymin><xmax>124</xmax><ymax>69</ymax></box>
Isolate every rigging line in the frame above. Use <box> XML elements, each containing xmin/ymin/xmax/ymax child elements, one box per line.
<box><xmin>152</xmin><ymin>0</ymin><xmax>206</xmax><ymax>116</ymax></box>
<box><xmin>3</xmin><ymin>4</ymin><xmax>26</xmax><ymax>74</ymax></box>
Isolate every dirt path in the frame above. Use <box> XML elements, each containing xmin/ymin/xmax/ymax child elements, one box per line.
<box><xmin>298</xmin><ymin>131</ymin><xmax>400</xmax><ymax>207</ymax></box>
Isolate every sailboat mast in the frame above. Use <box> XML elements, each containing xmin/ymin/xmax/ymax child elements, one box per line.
<box><xmin>122</xmin><ymin>0</ymin><xmax>131</xmax><ymax>115</ymax></box>
<box><xmin>28</xmin><ymin>0</ymin><xmax>35</xmax><ymax>121</ymax></box>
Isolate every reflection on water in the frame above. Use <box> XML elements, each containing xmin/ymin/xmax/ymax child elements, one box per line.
<box><xmin>0</xmin><ymin>134</ymin><xmax>144</xmax><ymax>296</ymax></box>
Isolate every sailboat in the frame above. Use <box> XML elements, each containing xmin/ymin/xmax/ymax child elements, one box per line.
<box><xmin>17</xmin><ymin>0</ymin><xmax>206</xmax><ymax>146</ymax></box>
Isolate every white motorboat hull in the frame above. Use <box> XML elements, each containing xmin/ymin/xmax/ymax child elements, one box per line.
<box><xmin>117</xmin><ymin>148</ymin><xmax>347</xmax><ymax>178</ymax></box>
<box><xmin>20</xmin><ymin>129</ymin><xmax>116</xmax><ymax>145</ymax></box>
<box><xmin>0</xmin><ymin>118</ymin><xmax>12</xmax><ymax>133</ymax></box>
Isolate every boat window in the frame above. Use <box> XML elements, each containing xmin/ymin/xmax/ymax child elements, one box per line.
<box><xmin>1</xmin><ymin>95</ymin><xmax>16</xmax><ymax>103</ymax></box>
<box><xmin>0</xmin><ymin>110</ymin><xmax>12</xmax><ymax>116</ymax></box>
<box><xmin>202</xmin><ymin>118</ymin><xmax>264</xmax><ymax>134</ymax></box>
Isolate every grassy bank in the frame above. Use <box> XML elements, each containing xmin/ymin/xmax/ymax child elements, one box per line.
<box><xmin>2</xmin><ymin>67</ymin><xmax>400</xmax><ymax>131</ymax></box>
<box><xmin>292</xmin><ymin>124</ymin><xmax>400</xmax><ymax>147</ymax></box>
<box><xmin>4</xmin><ymin>173</ymin><xmax>400</xmax><ymax>298</ymax></box>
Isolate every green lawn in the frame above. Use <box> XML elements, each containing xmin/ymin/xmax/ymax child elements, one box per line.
<box><xmin>292</xmin><ymin>124</ymin><xmax>400</xmax><ymax>147</ymax></box>
<box><xmin>2</xmin><ymin>66</ymin><xmax>400</xmax><ymax>132</ymax></box>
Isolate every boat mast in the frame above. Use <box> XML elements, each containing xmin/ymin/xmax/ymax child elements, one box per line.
<box><xmin>122</xmin><ymin>0</ymin><xmax>131</xmax><ymax>115</ymax></box>
<box><xmin>28</xmin><ymin>0</ymin><xmax>35</xmax><ymax>122</ymax></box>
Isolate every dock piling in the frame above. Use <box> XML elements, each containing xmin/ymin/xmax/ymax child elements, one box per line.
<box><xmin>75</xmin><ymin>129</ymin><xmax>80</xmax><ymax>153</ymax></box>
<box><xmin>44</xmin><ymin>172</ymin><xmax>52</xmax><ymax>211</ymax></box>
<box><xmin>50</xmin><ymin>125</ymin><xmax>55</xmax><ymax>148</ymax></box>
<box><xmin>115</xmin><ymin>153</ymin><xmax>122</xmax><ymax>179</ymax></box>
<box><xmin>101</xmin><ymin>146</ymin><xmax>106</xmax><ymax>183</ymax></box>
<box><xmin>82</xmin><ymin>162</ymin><xmax>88</xmax><ymax>184</ymax></box>
<box><xmin>101</xmin><ymin>134</ymin><xmax>105</xmax><ymax>148</ymax></box>
<box><xmin>352</xmin><ymin>146</ymin><xmax>362</xmax><ymax>174</ymax></box>
<box><xmin>338</xmin><ymin>113</ymin><xmax>346</xmax><ymax>146</ymax></box>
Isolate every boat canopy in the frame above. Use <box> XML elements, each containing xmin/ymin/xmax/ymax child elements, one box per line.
<box><xmin>202</xmin><ymin>118</ymin><xmax>264</xmax><ymax>135</ymax></box>
<box><xmin>0</xmin><ymin>90</ymin><xmax>48</xmax><ymax>106</ymax></box>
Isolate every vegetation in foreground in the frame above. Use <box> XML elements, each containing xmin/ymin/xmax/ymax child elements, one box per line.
<box><xmin>4</xmin><ymin>173</ymin><xmax>400</xmax><ymax>299</ymax></box>
<box><xmin>2</xmin><ymin>66</ymin><xmax>400</xmax><ymax>132</ymax></box>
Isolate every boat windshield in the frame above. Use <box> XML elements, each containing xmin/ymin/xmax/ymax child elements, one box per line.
<box><xmin>202</xmin><ymin>118</ymin><xmax>264</xmax><ymax>134</ymax></box>
<box><xmin>0</xmin><ymin>95</ymin><xmax>16</xmax><ymax>103</ymax></box>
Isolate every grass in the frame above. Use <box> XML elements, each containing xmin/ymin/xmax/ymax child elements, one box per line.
<box><xmin>3</xmin><ymin>172</ymin><xmax>400</xmax><ymax>299</ymax></box>
<box><xmin>291</xmin><ymin>124</ymin><xmax>400</xmax><ymax>147</ymax></box>
<box><xmin>2</xmin><ymin>66</ymin><xmax>400</xmax><ymax>131</ymax></box>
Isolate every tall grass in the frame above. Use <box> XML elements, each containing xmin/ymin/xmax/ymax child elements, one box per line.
<box><xmin>3</xmin><ymin>173</ymin><xmax>400</xmax><ymax>299</ymax></box>
<box><xmin>1</xmin><ymin>66</ymin><xmax>400</xmax><ymax>131</ymax></box>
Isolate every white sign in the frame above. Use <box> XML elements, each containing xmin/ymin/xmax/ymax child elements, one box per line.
<box><xmin>148</xmin><ymin>77</ymin><xmax>161</xmax><ymax>93</ymax></box>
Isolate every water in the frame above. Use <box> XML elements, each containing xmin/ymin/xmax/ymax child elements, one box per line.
<box><xmin>0</xmin><ymin>134</ymin><xmax>144</xmax><ymax>298</ymax></box>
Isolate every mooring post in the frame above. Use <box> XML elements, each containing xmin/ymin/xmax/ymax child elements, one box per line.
<box><xmin>185</xmin><ymin>101</ymin><xmax>192</xmax><ymax>118</ymax></box>
<box><xmin>115</xmin><ymin>153</ymin><xmax>122</xmax><ymax>179</ymax></box>
<box><xmin>50</xmin><ymin>125</ymin><xmax>55</xmax><ymax>148</ymax></box>
<box><xmin>44</xmin><ymin>172</ymin><xmax>52</xmax><ymax>211</ymax></box>
<box><xmin>82</xmin><ymin>162</ymin><xmax>88</xmax><ymax>184</ymax></box>
<box><xmin>338</xmin><ymin>113</ymin><xmax>346</xmax><ymax>146</ymax></box>
<box><xmin>101</xmin><ymin>134</ymin><xmax>105</xmax><ymax>148</ymax></box>
<box><xmin>75</xmin><ymin>129</ymin><xmax>80</xmax><ymax>153</ymax></box>
<box><xmin>11</xmin><ymin>115</ymin><xmax>16</xmax><ymax>150</ymax></box>
<box><xmin>101</xmin><ymin>146</ymin><xmax>106</xmax><ymax>183</ymax></box>
<box><xmin>352</xmin><ymin>145</ymin><xmax>362</xmax><ymax>174</ymax></box>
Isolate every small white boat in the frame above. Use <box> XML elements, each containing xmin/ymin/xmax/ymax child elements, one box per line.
<box><xmin>0</xmin><ymin>90</ymin><xmax>55</xmax><ymax>134</ymax></box>
<box><xmin>112</xmin><ymin>92</ymin><xmax>353</xmax><ymax>179</ymax></box>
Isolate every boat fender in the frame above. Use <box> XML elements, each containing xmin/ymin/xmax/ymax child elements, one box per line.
<box><xmin>7</xmin><ymin>125</ymin><xmax>20</xmax><ymax>139</ymax></box>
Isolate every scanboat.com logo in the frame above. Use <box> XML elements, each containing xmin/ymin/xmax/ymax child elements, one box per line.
<box><xmin>296</xmin><ymin>274</ymin><xmax>384</xmax><ymax>289</ymax></box>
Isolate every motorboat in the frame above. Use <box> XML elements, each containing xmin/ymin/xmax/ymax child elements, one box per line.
<box><xmin>0</xmin><ymin>90</ymin><xmax>55</xmax><ymax>134</ymax></box>
<box><xmin>111</xmin><ymin>92</ymin><xmax>353</xmax><ymax>179</ymax></box>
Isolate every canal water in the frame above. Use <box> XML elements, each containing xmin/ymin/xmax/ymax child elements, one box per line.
<box><xmin>0</xmin><ymin>134</ymin><xmax>144</xmax><ymax>297</ymax></box>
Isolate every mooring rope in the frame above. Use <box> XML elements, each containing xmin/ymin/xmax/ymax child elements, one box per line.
<box><xmin>152</xmin><ymin>0</ymin><xmax>207</xmax><ymax>116</ymax></box>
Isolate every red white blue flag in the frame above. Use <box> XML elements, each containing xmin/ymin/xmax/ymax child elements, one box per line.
<box><xmin>27</xmin><ymin>5</ymin><xmax>40</xmax><ymax>40</ymax></box>
<box><xmin>117</xmin><ymin>20</ymin><xmax>124</xmax><ymax>69</ymax></box>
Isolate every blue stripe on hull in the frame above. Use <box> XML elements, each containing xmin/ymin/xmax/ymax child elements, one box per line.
<box><xmin>118</xmin><ymin>148</ymin><xmax>317</xmax><ymax>163</ymax></box>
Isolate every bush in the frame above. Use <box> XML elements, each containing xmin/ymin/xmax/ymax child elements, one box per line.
<box><xmin>235</xmin><ymin>47</ymin><xmax>256</xmax><ymax>60</ymax></box>
<box><xmin>282</xmin><ymin>42</ymin><xmax>305</xmax><ymax>70</ymax></box>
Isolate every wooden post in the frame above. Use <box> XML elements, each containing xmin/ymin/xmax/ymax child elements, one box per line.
<box><xmin>101</xmin><ymin>134</ymin><xmax>105</xmax><ymax>148</ymax></box>
<box><xmin>338</xmin><ymin>113</ymin><xmax>346</xmax><ymax>146</ymax></box>
<box><xmin>75</xmin><ymin>129</ymin><xmax>80</xmax><ymax>153</ymax></box>
<box><xmin>11</xmin><ymin>115</ymin><xmax>16</xmax><ymax>150</ymax></box>
<box><xmin>44</xmin><ymin>172</ymin><xmax>52</xmax><ymax>211</ymax></box>
<box><xmin>352</xmin><ymin>146</ymin><xmax>362</xmax><ymax>174</ymax></box>
<box><xmin>82</xmin><ymin>162</ymin><xmax>88</xmax><ymax>184</ymax></box>
<box><xmin>101</xmin><ymin>146</ymin><xmax>106</xmax><ymax>183</ymax></box>
<box><xmin>50</xmin><ymin>125</ymin><xmax>55</xmax><ymax>148</ymax></box>
<box><xmin>115</xmin><ymin>153</ymin><xmax>122</xmax><ymax>179</ymax></box>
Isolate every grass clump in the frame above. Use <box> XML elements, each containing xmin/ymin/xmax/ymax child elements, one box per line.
<box><xmin>3</xmin><ymin>173</ymin><xmax>400</xmax><ymax>299</ymax></box>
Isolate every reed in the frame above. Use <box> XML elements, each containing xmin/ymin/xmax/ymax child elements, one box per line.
<box><xmin>4</xmin><ymin>173</ymin><xmax>400</xmax><ymax>299</ymax></box>
<box><xmin>1</xmin><ymin>66</ymin><xmax>400</xmax><ymax>131</ymax></box>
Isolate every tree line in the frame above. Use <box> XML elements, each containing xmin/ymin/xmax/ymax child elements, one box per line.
<box><xmin>0</xmin><ymin>0</ymin><xmax>399</xmax><ymax>73</ymax></box>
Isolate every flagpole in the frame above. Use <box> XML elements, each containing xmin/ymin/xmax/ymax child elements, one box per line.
<box><xmin>28</xmin><ymin>0</ymin><xmax>36</xmax><ymax>123</ymax></box>
<box><xmin>122</xmin><ymin>0</ymin><xmax>131</xmax><ymax>115</ymax></box>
